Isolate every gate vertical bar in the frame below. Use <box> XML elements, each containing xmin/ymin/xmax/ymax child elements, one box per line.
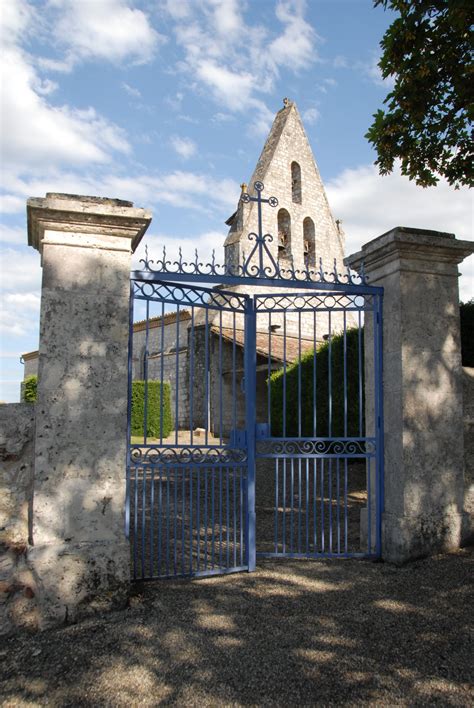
<box><xmin>374</xmin><ymin>293</ymin><xmax>385</xmax><ymax>557</ymax></box>
<box><xmin>125</xmin><ymin>279</ymin><xmax>134</xmax><ymax>539</ymax></box>
<box><xmin>245</xmin><ymin>296</ymin><xmax>257</xmax><ymax>571</ymax></box>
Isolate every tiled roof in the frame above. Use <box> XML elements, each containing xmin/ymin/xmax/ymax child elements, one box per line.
<box><xmin>21</xmin><ymin>350</ymin><xmax>39</xmax><ymax>361</ymax></box>
<box><xmin>128</xmin><ymin>310</ymin><xmax>191</xmax><ymax>332</ymax></box>
<box><xmin>211</xmin><ymin>326</ymin><xmax>314</xmax><ymax>364</ymax></box>
<box><xmin>23</xmin><ymin>314</ymin><xmax>315</xmax><ymax>366</ymax></box>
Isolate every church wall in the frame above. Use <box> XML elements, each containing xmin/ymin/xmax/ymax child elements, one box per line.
<box><xmin>132</xmin><ymin>314</ymin><xmax>190</xmax><ymax>431</ymax></box>
<box><xmin>209</xmin><ymin>336</ymin><xmax>270</xmax><ymax>439</ymax></box>
<box><xmin>186</xmin><ymin>325</ymin><xmax>211</xmax><ymax>433</ymax></box>
<box><xmin>23</xmin><ymin>357</ymin><xmax>38</xmax><ymax>380</ymax></box>
<box><xmin>209</xmin><ymin>336</ymin><xmax>246</xmax><ymax>439</ymax></box>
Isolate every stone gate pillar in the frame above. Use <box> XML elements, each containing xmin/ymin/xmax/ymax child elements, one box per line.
<box><xmin>347</xmin><ymin>227</ymin><xmax>473</xmax><ymax>564</ymax></box>
<box><xmin>27</xmin><ymin>193</ymin><xmax>151</xmax><ymax>627</ymax></box>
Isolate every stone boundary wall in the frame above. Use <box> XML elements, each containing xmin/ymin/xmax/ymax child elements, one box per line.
<box><xmin>0</xmin><ymin>403</ymin><xmax>37</xmax><ymax>635</ymax></box>
<box><xmin>462</xmin><ymin>366</ymin><xmax>474</xmax><ymax>545</ymax></box>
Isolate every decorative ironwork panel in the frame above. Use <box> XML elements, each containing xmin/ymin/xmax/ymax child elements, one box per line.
<box><xmin>136</xmin><ymin>181</ymin><xmax>371</xmax><ymax>288</ymax></box>
<box><xmin>130</xmin><ymin>445</ymin><xmax>248</xmax><ymax>467</ymax></box>
<box><xmin>133</xmin><ymin>280</ymin><xmax>248</xmax><ymax>312</ymax></box>
<box><xmin>256</xmin><ymin>438</ymin><xmax>376</xmax><ymax>458</ymax></box>
<box><xmin>255</xmin><ymin>292</ymin><xmax>375</xmax><ymax>313</ymax></box>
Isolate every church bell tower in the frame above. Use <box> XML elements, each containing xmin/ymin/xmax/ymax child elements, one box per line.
<box><xmin>224</xmin><ymin>99</ymin><xmax>345</xmax><ymax>277</ymax></box>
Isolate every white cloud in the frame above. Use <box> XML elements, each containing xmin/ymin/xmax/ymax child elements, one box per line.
<box><xmin>0</xmin><ymin>195</ymin><xmax>25</xmax><ymax>214</ymax></box>
<box><xmin>133</xmin><ymin>230</ymin><xmax>226</xmax><ymax>272</ymax></box>
<box><xmin>1</xmin><ymin>168</ymin><xmax>240</xmax><ymax>216</ymax></box>
<box><xmin>212</xmin><ymin>112</ymin><xmax>235</xmax><ymax>123</ymax></box>
<box><xmin>326</xmin><ymin>163</ymin><xmax>474</xmax><ymax>301</ymax></box>
<box><xmin>163</xmin><ymin>0</ymin><xmax>319</xmax><ymax>135</ymax></box>
<box><xmin>0</xmin><ymin>246</ymin><xmax>42</xmax><ymax>340</ymax></box>
<box><xmin>163</xmin><ymin>0</ymin><xmax>192</xmax><ymax>21</ymax></box>
<box><xmin>1</xmin><ymin>45</ymin><xmax>130</xmax><ymax>174</ymax></box>
<box><xmin>0</xmin><ymin>248</ymin><xmax>42</xmax><ymax>291</ymax></box>
<box><xmin>122</xmin><ymin>82</ymin><xmax>141</xmax><ymax>98</ymax></box>
<box><xmin>0</xmin><ymin>0</ymin><xmax>34</xmax><ymax>44</ymax></box>
<box><xmin>210</xmin><ymin>0</ymin><xmax>242</xmax><ymax>35</ymax></box>
<box><xmin>302</xmin><ymin>107</ymin><xmax>320</xmax><ymax>125</ymax></box>
<box><xmin>4</xmin><ymin>292</ymin><xmax>41</xmax><ymax>308</ymax></box>
<box><xmin>363</xmin><ymin>53</ymin><xmax>395</xmax><ymax>89</ymax></box>
<box><xmin>170</xmin><ymin>136</ymin><xmax>197</xmax><ymax>160</ymax></box>
<box><xmin>269</xmin><ymin>0</ymin><xmax>317</xmax><ymax>71</ymax></box>
<box><xmin>196</xmin><ymin>61</ymin><xmax>255</xmax><ymax>112</ymax></box>
<box><xmin>165</xmin><ymin>92</ymin><xmax>184</xmax><ymax>111</ymax></box>
<box><xmin>51</xmin><ymin>0</ymin><xmax>163</xmax><ymax>66</ymax></box>
<box><xmin>0</xmin><ymin>307</ymin><xmax>38</xmax><ymax>337</ymax></box>
<box><xmin>0</xmin><ymin>225</ymin><xmax>26</xmax><ymax>246</ymax></box>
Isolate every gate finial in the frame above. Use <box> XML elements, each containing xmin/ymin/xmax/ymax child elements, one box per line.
<box><xmin>240</xmin><ymin>181</ymin><xmax>279</xmax><ymax>277</ymax></box>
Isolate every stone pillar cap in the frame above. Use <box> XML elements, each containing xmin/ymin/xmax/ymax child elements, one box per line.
<box><xmin>27</xmin><ymin>193</ymin><xmax>152</xmax><ymax>253</ymax></box>
<box><xmin>346</xmin><ymin>226</ymin><xmax>474</xmax><ymax>272</ymax></box>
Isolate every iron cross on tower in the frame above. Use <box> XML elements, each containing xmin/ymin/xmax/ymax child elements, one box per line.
<box><xmin>240</xmin><ymin>181</ymin><xmax>279</xmax><ymax>277</ymax></box>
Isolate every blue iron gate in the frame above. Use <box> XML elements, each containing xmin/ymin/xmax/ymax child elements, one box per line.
<box><xmin>127</xmin><ymin>181</ymin><xmax>384</xmax><ymax>580</ymax></box>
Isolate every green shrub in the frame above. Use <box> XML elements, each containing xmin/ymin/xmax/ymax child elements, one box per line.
<box><xmin>270</xmin><ymin>328</ymin><xmax>364</xmax><ymax>437</ymax></box>
<box><xmin>460</xmin><ymin>299</ymin><xmax>474</xmax><ymax>367</ymax></box>
<box><xmin>131</xmin><ymin>380</ymin><xmax>172</xmax><ymax>438</ymax></box>
<box><xmin>24</xmin><ymin>375</ymin><xmax>37</xmax><ymax>402</ymax></box>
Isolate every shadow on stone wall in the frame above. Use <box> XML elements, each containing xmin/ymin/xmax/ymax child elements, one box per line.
<box><xmin>0</xmin><ymin>403</ymin><xmax>36</xmax><ymax>634</ymax></box>
<box><xmin>381</xmin><ymin>272</ymin><xmax>470</xmax><ymax>561</ymax></box>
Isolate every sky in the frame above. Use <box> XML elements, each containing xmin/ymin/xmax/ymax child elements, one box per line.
<box><xmin>0</xmin><ymin>0</ymin><xmax>472</xmax><ymax>403</ymax></box>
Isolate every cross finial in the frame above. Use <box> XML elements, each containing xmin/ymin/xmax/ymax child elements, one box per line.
<box><xmin>240</xmin><ymin>181</ymin><xmax>278</xmax><ymax>240</ymax></box>
<box><xmin>240</xmin><ymin>181</ymin><xmax>279</xmax><ymax>276</ymax></box>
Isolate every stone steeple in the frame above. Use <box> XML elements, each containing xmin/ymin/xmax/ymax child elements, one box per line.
<box><xmin>224</xmin><ymin>99</ymin><xmax>345</xmax><ymax>276</ymax></box>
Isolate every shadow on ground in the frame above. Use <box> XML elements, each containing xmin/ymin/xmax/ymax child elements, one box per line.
<box><xmin>1</xmin><ymin>549</ymin><xmax>472</xmax><ymax>706</ymax></box>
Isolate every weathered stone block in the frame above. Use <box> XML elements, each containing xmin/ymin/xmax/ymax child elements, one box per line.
<box><xmin>462</xmin><ymin>367</ymin><xmax>474</xmax><ymax>545</ymax></box>
<box><xmin>27</xmin><ymin>540</ymin><xmax>130</xmax><ymax>629</ymax></box>
<box><xmin>383</xmin><ymin>510</ymin><xmax>462</xmax><ymax>565</ymax></box>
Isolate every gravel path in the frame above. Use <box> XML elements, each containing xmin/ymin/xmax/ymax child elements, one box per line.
<box><xmin>1</xmin><ymin>548</ymin><xmax>473</xmax><ymax>706</ymax></box>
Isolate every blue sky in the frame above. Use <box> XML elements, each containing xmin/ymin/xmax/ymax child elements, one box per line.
<box><xmin>0</xmin><ymin>0</ymin><xmax>472</xmax><ymax>402</ymax></box>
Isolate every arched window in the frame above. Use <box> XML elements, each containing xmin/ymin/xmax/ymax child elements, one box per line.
<box><xmin>303</xmin><ymin>217</ymin><xmax>316</xmax><ymax>269</ymax></box>
<box><xmin>277</xmin><ymin>208</ymin><xmax>291</xmax><ymax>262</ymax></box>
<box><xmin>291</xmin><ymin>161</ymin><xmax>302</xmax><ymax>204</ymax></box>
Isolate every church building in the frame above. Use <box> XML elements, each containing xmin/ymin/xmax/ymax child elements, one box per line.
<box><xmin>22</xmin><ymin>99</ymin><xmax>348</xmax><ymax>438</ymax></box>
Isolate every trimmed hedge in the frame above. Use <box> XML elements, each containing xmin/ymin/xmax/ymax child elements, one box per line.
<box><xmin>270</xmin><ymin>328</ymin><xmax>364</xmax><ymax>437</ymax></box>
<box><xmin>24</xmin><ymin>375</ymin><xmax>37</xmax><ymax>402</ymax></box>
<box><xmin>131</xmin><ymin>380</ymin><xmax>172</xmax><ymax>438</ymax></box>
<box><xmin>460</xmin><ymin>299</ymin><xmax>474</xmax><ymax>367</ymax></box>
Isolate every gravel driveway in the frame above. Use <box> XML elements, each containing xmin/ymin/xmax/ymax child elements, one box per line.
<box><xmin>1</xmin><ymin>548</ymin><xmax>473</xmax><ymax>706</ymax></box>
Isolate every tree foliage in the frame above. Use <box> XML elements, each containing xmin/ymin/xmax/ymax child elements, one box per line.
<box><xmin>24</xmin><ymin>375</ymin><xmax>37</xmax><ymax>402</ymax></box>
<box><xmin>366</xmin><ymin>0</ymin><xmax>473</xmax><ymax>188</ymax></box>
<box><xmin>131</xmin><ymin>380</ymin><xmax>172</xmax><ymax>439</ymax></box>
<box><xmin>269</xmin><ymin>328</ymin><xmax>364</xmax><ymax>438</ymax></box>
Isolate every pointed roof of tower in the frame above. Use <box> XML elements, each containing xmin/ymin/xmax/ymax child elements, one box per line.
<box><xmin>248</xmin><ymin>97</ymin><xmax>299</xmax><ymax>187</ymax></box>
<box><xmin>225</xmin><ymin>98</ymin><xmax>344</xmax><ymax>254</ymax></box>
<box><xmin>225</xmin><ymin>98</ymin><xmax>298</xmax><ymax>232</ymax></box>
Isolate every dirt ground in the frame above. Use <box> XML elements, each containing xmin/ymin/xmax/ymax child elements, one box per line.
<box><xmin>1</xmin><ymin>548</ymin><xmax>473</xmax><ymax>707</ymax></box>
